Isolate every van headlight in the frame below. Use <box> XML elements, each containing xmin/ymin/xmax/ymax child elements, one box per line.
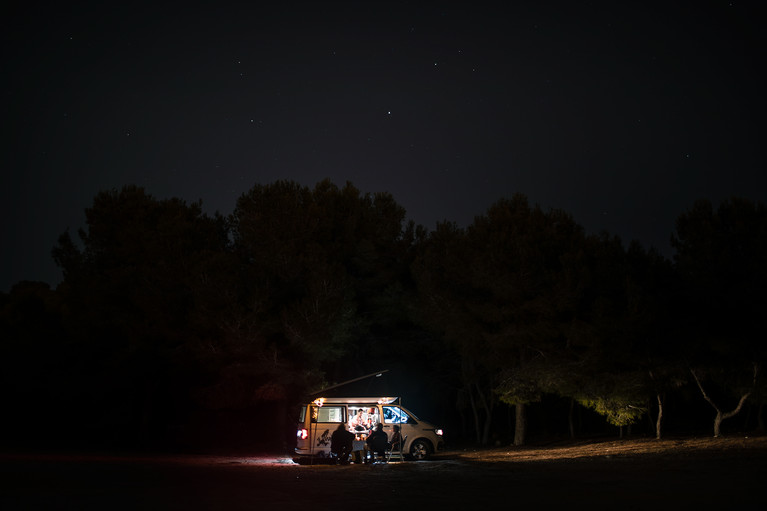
<box><xmin>435</xmin><ymin>429</ymin><xmax>444</xmax><ymax>436</ymax></box>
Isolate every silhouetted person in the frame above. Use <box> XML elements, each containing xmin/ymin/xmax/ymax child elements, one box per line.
<box><xmin>366</xmin><ymin>423</ymin><xmax>388</xmax><ymax>462</ymax></box>
<box><xmin>389</xmin><ymin>424</ymin><xmax>402</xmax><ymax>452</ymax></box>
<box><xmin>331</xmin><ymin>423</ymin><xmax>355</xmax><ymax>464</ymax></box>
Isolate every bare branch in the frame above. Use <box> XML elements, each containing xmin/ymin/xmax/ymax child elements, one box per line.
<box><xmin>690</xmin><ymin>368</ymin><xmax>721</xmax><ymax>414</ymax></box>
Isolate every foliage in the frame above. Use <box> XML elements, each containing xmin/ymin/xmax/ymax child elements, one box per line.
<box><xmin>577</xmin><ymin>396</ymin><xmax>646</xmax><ymax>427</ymax></box>
<box><xmin>49</xmin><ymin>185</ymin><xmax>232</xmax><ymax>446</ymax></box>
<box><xmin>225</xmin><ymin>179</ymin><xmax>413</xmax><ymax>399</ymax></box>
<box><xmin>672</xmin><ymin>197</ymin><xmax>767</xmax><ymax>358</ymax></box>
<box><xmin>573</xmin><ymin>369</ymin><xmax>647</xmax><ymax>427</ymax></box>
<box><xmin>413</xmin><ymin>194</ymin><xmax>591</xmax><ymax>444</ymax></box>
<box><xmin>672</xmin><ymin>198</ymin><xmax>767</xmax><ymax>435</ymax></box>
<box><xmin>5</xmin><ymin>183</ymin><xmax>767</xmax><ymax>450</ymax></box>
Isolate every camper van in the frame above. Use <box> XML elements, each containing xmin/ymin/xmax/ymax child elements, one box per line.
<box><xmin>294</xmin><ymin>397</ymin><xmax>444</xmax><ymax>462</ymax></box>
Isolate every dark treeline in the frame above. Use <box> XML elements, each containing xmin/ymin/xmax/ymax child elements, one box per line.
<box><xmin>1</xmin><ymin>180</ymin><xmax>765</xmax><ymax>453</ymax></box>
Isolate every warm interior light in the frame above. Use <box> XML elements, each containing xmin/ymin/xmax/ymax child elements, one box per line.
<box><xmin>377</xmin><ymin>397</ymin><xmax>397</xmax><ymax>404</ymax></box>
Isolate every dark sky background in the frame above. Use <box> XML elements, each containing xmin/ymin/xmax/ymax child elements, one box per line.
<box><xmin>3</xmin><ymin>1</ymin><xmax>765</xmax><ymax>292</ymax></box>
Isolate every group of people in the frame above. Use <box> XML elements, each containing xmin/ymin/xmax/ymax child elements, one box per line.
<box><xmin>330</xmin><ymin>419</ymin><xmax>402</xmax><ymax>464</ymax></box>
<box><xmin>348</xmin><ymin>407</ymin><xmax>374</xmax><ymax>433</ymax></box>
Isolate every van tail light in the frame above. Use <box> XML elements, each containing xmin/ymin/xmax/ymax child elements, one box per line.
<box><xmin>297</xmin><ymin>429</ymin><xmax>308</xmax><ymax>440</ymax></box>
<box><xmin>435</xmin><ymin>429</ymin><xmax>444</xmax><ymax>436</ymax></box>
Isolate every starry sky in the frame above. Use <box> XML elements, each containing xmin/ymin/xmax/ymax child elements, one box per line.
<box><xmin>3</xmin><ymin>1</ymin><xmax>766</xmax><ymax>292</ymax></box>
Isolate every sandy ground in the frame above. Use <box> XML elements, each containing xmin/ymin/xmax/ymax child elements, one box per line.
<box><xmin>2</xmin><ymin>435</ymin><xmax>765</xmax><ymax>510</ymax></box>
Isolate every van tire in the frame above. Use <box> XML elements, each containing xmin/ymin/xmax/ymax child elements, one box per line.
<box><xmin>409</xmin><ymin>439</ymin><xmax>432</xmax><ymax>460</ymax></box>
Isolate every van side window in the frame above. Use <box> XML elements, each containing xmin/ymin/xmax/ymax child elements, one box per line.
<box><xmin>382</xmin><ymin>406</ymin><xmax>414</xmax><ymax>424</ymax></box>
<box><xmin>311</xmin><ymin>406</ymin><xmax>345</xmax><ymax>423</ymax></box>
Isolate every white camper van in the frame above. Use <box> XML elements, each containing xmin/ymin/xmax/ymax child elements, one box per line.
<box><xmin>294</xmin><ymin>397</ymin><xmax>444</xmax><ymax>462</ymax></box>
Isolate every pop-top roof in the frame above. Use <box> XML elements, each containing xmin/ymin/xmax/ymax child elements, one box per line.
<box><xmin>311</xmin><ymin>397</ymin><xmax>399</xmax><ymax>405</ymax></box>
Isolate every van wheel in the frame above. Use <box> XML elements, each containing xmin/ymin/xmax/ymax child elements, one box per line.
<box><xmin>409</xmin><ymin>439</ymin><xmax>432</xmax><ymax>460</ymax></box>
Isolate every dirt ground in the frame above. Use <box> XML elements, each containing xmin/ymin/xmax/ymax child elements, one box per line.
<box><xmin>2</xmin><ymin>435</ymin><xmax>765</xmax><ymax>510</ymax></box>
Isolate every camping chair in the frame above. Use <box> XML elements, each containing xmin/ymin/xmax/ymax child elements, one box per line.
<box><xmin>386</xmin><ymin>435</ymin><xmax>407</xmax><ymax>462</ymax></box>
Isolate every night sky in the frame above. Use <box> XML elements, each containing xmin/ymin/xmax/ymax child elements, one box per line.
<box><xmin>3</xmin><ymin>2</ymin><xmax>765</xmax><ymax>292</ymax></box>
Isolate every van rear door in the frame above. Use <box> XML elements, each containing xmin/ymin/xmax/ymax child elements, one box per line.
<box><xmin>307</xmin><ymin>403</ymin><xmax>347</xmax><ymax>455</ymax></box>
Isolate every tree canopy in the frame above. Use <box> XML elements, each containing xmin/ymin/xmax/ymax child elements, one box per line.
<box><xmin>2</xmin><ymin>184</ymin><xmax>765</xmax><ymax>451</ymax></box>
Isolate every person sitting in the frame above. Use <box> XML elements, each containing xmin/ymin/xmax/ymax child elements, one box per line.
<box><xmin>330</xmin><ymin>423</ymin><xmax>355</xmax><ymax>464</ymax></box>
<box><xmin>389</xmin><ymin>424</ymin><xmax>402</xmax><ymax>452</ymax></box>
<box><xmin>349</xmin><ymin>408</ymin><xmax>367</xmax><ymax>433</ymax></box>
<box><xmin>365</xmin><ymin>423</ymin><xmax>389</xmax><ymax>462</ymax></box>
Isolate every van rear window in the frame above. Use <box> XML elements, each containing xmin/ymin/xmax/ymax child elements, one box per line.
<box><xmin>312</xmin><ymin>405</ymin><xmax>345</xmax><ymax>423</ymax></box>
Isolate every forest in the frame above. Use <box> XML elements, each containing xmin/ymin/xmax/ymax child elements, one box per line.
<box><xmin>1</xmin><ymin>180</ymin><xmax>765</xmax><ymax>453</ymax></box>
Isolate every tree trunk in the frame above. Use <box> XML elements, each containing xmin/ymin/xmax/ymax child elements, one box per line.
<box><xmin>713</xmin><ymin>412</ymin><xmax>723</xmax><ymax>438</ymax></box>
<box><xmin>691</xmin><ymin>366</ymin><xmax>757</xmax><ymax>437</ymax></box>
<box><xmin>655</xmin><ymin>393</ymin><xmax>664</xmax><ymax>440</ymax></box>
<box><xmin>458</xmin><ymin>407</ymin><xmax>467</xmax><ymax>440</ymax></box>
<box><xmin>277</xmin><ymin>399</ymin><xmax>288</xmax><ymax>451</ymax></box>
<box><xmin>140</xmin><ymin>378</ymin><xmax>155</xmax><ymax>443</ymax></box>
<box><xmin>467</xmin><ymin>385</ymin><xmax>481</xmax><ymax>444</ymax></box>
<box><xmin>482</xmin><ymin>412</ymin><xmax>492</xmax><ymax>445</ymax></box>
<box><xmin>568</xmin><ymin>398</ymin><xmax>576</xmax><ymax>439</ymax></box>
<box><xmin>482</xmin><ymin>402</ymin><xmax>494</xmax><ymax>446</ymax></box>
<box><xmin>475</xmin><ymin>383</ymin><xmax>494</xmax><ymax>445</ymax></box>
<box><xmin>647</xmin><ymin>399</ymin><xmax>655</xmax><ymax>433</ymax></box>
<box><xmin>514</xmin><ymin>403</ymin><xmax>526</xmax><ymax>446</ymax></box>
